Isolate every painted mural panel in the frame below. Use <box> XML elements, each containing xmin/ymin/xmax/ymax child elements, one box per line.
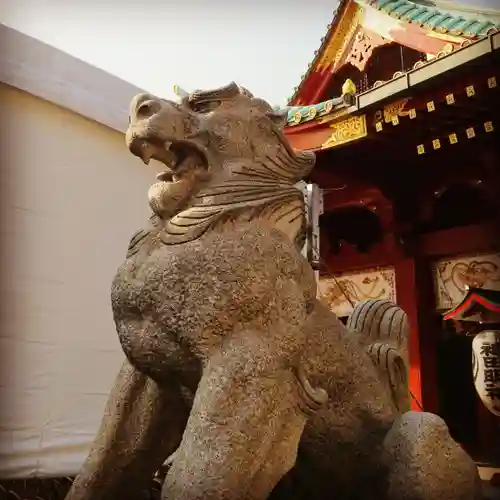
<box><xmin>433</xmin><ymin>252</ymin><xmax>500</xmax><ymax>310</ymax></box>
<box><xmin>318</xmin><ymin>267</ymin><xmax>396</xmax><ymax>318</ymax></box>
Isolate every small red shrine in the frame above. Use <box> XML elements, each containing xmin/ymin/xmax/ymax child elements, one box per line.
<box><xmin>283</xmin><ymin>0</ymin><xmax>500</xmax><ymax>462</ymax></box>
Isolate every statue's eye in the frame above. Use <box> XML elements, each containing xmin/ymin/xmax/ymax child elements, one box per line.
<box><xmin>191</xmin><ymin>100</ymin><xmax>221</xmax><ymax>113</ymax></box>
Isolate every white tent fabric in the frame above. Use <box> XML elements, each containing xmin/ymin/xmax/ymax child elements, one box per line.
<box><xmin>0</xmin><ymin>82</ymin><xmax>152</xmax><ymax>479</ymax></box>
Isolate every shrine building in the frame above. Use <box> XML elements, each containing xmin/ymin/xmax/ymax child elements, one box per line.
<box><xmin>283</xmin><ymin>0</ymin><xmax>500</xmax><ymax>465</ymax></box>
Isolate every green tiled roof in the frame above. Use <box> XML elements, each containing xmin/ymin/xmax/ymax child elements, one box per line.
<box><xmin>285</xmin><ymin>94</ymin><xmax>353</xmax><ymax>126</ymax></box>
<box><xmin>370</xmin><ymin>0</ymin><xmax>500</xmax><ymax>37</ymax></box>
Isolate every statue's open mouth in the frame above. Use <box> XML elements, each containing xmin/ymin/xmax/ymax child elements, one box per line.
<box><xmin>129</xmin><ymin>137</ymin><xmax>208</xmax><ymax>183</ymax></box>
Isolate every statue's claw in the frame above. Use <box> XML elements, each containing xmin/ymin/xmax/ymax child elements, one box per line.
<box><xmin>164</xmin><ymin>448</ymin><xmax>178</xmax><ymax>467</ymax></box>
<box><xmin>296</xmin><ymin>365</ymin><xmax>328</xmax><ymax>413</ymax></box>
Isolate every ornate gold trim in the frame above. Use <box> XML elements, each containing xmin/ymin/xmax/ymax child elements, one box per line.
<box><xmin>383</xmin><ymin>99</ymin><xmax>410</xmax><ymax>123</ymax></box>
<box><xmin>321</xmin><ymin>115</ymin><xmax>367</xmax><ymax>149</ymax></box>
<box><xmin>317</xmin><ymin>2</ymin><xmax>362</xmax><ymax>71</ymax></box>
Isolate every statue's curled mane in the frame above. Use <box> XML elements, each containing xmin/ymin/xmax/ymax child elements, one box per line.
<box><xmin>160</xmin><ymin>82</ymin><xmax>316</xmax><ymax>246</ymax></box>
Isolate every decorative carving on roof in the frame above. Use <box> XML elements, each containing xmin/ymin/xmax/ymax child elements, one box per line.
<box><xmin>320</xmin><ymin>114</ymin><xmax>368</xmax><ymax>149</ymax></box>
<box><xmin>317</xmin><ymin>2</ymin><xmax>362</xmax><ymax>71</ymax></box>
<box><xmin>383</xmin><ymin>99</ymin><xmax>411</xmax><ymax>123</ymax></box>
<box><xmin>344</xmin><ymin>27</ymin><xmax>391</xmax><ymax>72</ymax></box>
<box><xmin>289</xmin><ymin>0</ymin><xmax>500</xmax><ymax>105</ymax></box>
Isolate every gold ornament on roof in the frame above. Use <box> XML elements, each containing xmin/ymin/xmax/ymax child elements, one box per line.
<box><xmin>341</xmin><ymin>79</ymin><xmax>357</xmax><ymax>96</ymax></box>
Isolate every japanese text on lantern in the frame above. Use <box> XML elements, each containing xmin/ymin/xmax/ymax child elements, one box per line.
<box><xmin>481</xmin><ymin>341</ymin><xmax>500</xmax><ymax>401</ymax></box>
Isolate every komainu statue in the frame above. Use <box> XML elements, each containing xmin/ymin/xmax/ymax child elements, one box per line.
<box><xmin>65</xmin><ymin>83</ymin><xmax>481</xmax><ymax>500</ymax></box>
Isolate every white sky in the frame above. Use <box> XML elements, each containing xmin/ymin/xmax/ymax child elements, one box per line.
<box><xmin>0</xmin><ymin>0</ymin><xmax>337</xmax><ymax>107</ymax></box>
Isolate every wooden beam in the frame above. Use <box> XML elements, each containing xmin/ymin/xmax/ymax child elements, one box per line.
<box><xmin>321</xmin><ymin>236</ymin><xmax>401</xmax><ymax>274</ymax></box>
<box><xmin>421</xmin><ymin>222</ymin><xmax>499</xmax><ymax>258</ymax></box>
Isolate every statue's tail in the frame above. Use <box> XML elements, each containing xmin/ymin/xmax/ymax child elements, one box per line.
<box><xmin>346</xmin><ymin>300</ymin><xmax>411</xmax><ymax>412</ymax></box>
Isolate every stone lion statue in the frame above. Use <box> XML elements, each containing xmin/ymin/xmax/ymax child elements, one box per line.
<box><xmin>65</xmin><ymin>83</ymin><xmax>481</xmax><ymax>500</ymax></box>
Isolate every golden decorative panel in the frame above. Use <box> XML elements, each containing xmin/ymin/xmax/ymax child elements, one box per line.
<box><xmin>417</xmin><ymin>144</ymin><xmax>425</xmax><ymax>155</ymax></box>
<box><xmin>449</xmin><ymin>133</ymin><xmax>458</xmax><ymax>144</ymax></box>
<box><xmin>409</xmin><ymin>108</ymin><xmax>417</xmax><ymax>119</ymax></box>
<box><xmin>318</xmin><ymin>267</ymin><xmax>396</xmax><ymax>318</ymax></box>
<box><xmin>432</xmin><ymin>138</ymin><xmax>441</xmax><ymax>150</ymax></box>
<box><xmin>445</xmin><ymin>93</ymin><xmax>455</xmax><ymax>105</ymax></box>
<box><xmin>488</xmin><ymin>76</ymin><xmax>497</xmax><ymax>89</ymax></box>
<box><xmin>466</xmin><ymin>85</ymin><xmax>475</xmax><ymax>97</ymax></box>
<box><xmin>383</xmin><ymin>99</ymin><xmax>410</xmax><ymax>123</ymax></box>
<box><xmin>321</xmin><ymin>115</ymin><xmax>367</xmax><ymax>149</ymax></box>
<box><xmin>485</xmin><ymin>121</ymin><xmax>494</xmax><ymax>133</ymax></box>
<box><xmin>433</xmin><ymin>253</ymin><xmax>500</xmax><ymax>310</ymax></box>
<box><xmin>427</xmin><ymin>101</ymin><xmax>435</xmax><ymax>112</ymax></box>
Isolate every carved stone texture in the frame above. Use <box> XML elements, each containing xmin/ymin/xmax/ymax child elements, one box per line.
<box><xmin>383</xmin><ymin>412</ymin><xmax>483</xmax><ymax>500</ymax></box>
<box><xmin>65</xmin><ymin>83</ymin><xmax>481</xmax><ymax>500</ymax></box>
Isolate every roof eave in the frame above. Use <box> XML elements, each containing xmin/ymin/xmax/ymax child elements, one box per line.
<box><xmin>287</xmin><ymin>0</ymin><xmax>349</xmax><ymax>106</ymax></box>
